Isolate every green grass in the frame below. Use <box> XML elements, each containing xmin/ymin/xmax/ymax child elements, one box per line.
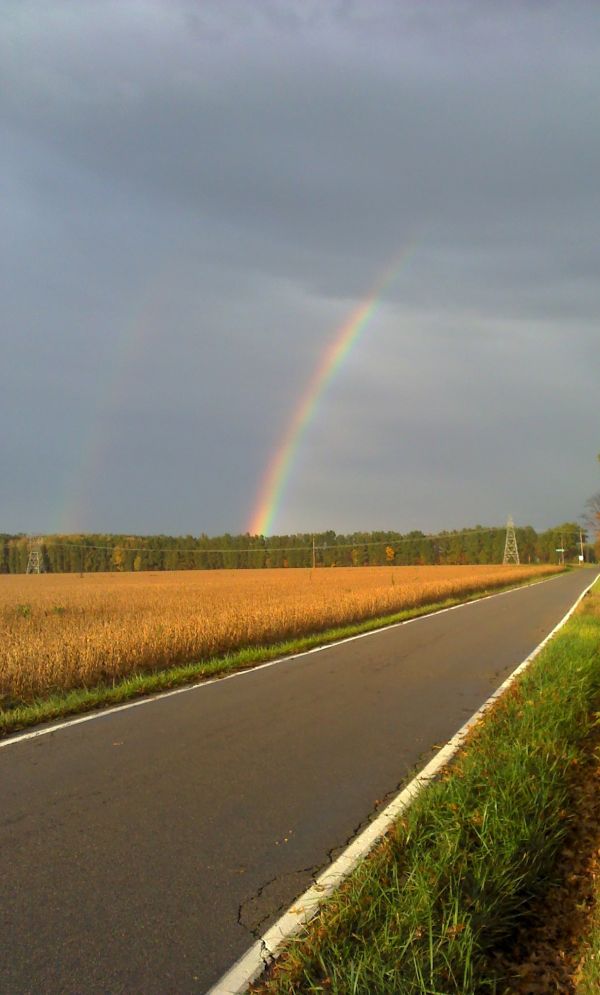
<box><xmin>574</xmin><ymin>735</ymin><xmax>600</xmax><ymax>994</ymax></box>
<box><xmin>0</xmin><ymin>573</ymin><xmax>563</xmax><ymax>738</ymax></box>
<box><xmin>577</xmin><ymin>908</ymin><xmax>600</xmax><ymax>994</ymax></box>
<box><xmin>253</xmin><ymin>579</ymin><xmax>600</xmax><ymax>995</ymax></box>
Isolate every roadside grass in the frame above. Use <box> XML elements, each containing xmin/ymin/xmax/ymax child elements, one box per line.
<box><xmin>576</xmin><ymin>889</ymin><xmax>600</xmax><ymax>994</ymax></box>
<box><xmin>483</xmin><ymin>722</ymin><xmax>600</xmax><ymax>992</ymax></box>
<box><xmin>252</xmin><ymin>578</ymin><xmax>600</xmax><ymax>995</ymax></box>
<box><xmin>573</xmin><ymin>591</ymin><xmax>600</xmax><ymax>995</ymax></box>
<box><xmin>0</xmin><ymin>573</ymin><xmax>563</xmax><ymax>738</ymax></box>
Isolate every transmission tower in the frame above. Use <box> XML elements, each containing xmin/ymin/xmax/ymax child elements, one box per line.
<box><xmin>502</xmin><ymin>516</ymin><xmax>520</xmax><ymax>565</ymax></box>
<box><xmin>26</xmin><ymin>537</ymin><xmax>45</xmax><ymax>574</ymax></box>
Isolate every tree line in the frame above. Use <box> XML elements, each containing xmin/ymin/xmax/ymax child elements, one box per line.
<box><xmin>0</xmin><ymin>523</ymin><xmax>593</xmax><ymax>574</ymax></box>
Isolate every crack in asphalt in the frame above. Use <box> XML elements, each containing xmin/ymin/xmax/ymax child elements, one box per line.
<box><xmin>237</xmin><ymin>769</ymin><xmax>424</xmax><ymax>947</ymax></box>
<box><xmin>237</xmin><ymin>863</ymin><xmax>320</xmax><ymax>940</ymax></box>
<box><xmin>240</xmin><ymin>745</ymin><xmax>442</xmax><ymax>939</ymax></box>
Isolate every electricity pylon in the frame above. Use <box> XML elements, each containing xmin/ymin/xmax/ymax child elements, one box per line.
<box><xmin>26</xmin><ymin>537</ymin><xmax>45</xmax><ymax>574</ymax></box>
<box><xmin>502</xmin><ymin>516</ymin><xmax>520</xmax><ymax>565</ymax></box>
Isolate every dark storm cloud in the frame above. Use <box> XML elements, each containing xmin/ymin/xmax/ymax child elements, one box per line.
<box><xmin>1</xmin><ymin>1</ymin><xmax>599</xmax><ymax>535</ymax></box>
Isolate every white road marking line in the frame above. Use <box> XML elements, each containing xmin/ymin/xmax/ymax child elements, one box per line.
<box><xmin>0</xmin><ymin>571</ymin><xmax>572</xmax><ymax>751</ymax></box>
<box><xmin>208</xmin><ymin>573</ymin><xmax>599</xmax><ymax>995</ymax></box>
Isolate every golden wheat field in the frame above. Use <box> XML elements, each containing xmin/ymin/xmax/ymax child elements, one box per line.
<box><xmin>0</xmin><ymin>564</ymin><xmax>559</xmax><ymax>705</ymax></box>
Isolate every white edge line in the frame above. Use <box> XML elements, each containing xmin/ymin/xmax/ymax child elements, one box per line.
<box><xmin>0</xmin><ymin>570</ymin><xmax>574</xmax><ymax>751</ymax></box>
<box><xmin>207</xmin><ymin>572</ymin><xmax>599</xmax><ymax>995</ymax></box>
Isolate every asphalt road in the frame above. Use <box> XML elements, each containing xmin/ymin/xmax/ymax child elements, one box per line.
<box><xmin>1</xmin><ymin>568</ymin><xmax>597</xmax><ymax>994</ymax></box>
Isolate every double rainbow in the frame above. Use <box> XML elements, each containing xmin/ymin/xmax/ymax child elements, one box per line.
<box><xmin>248</xmin><ymin>245</ymin><xmax>416</xmax><ymax>536</ymax></box>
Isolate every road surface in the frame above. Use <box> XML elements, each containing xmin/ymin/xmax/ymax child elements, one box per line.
<box><xmin>1</xmin><ymin>568</ymin><xmax>597</xmax><ymax>993</ymax></box>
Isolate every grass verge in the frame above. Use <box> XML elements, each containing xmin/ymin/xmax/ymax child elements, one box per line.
<box><xmin>481</xmin><ymin>720</ymin><xmax>600</xmax><ymax>992</ymax></box>
<box><xmin>0</xmin><ymin>572</ymin><xmax>564</xmax><ymax>738</ymax></box>
<box><xmin>576</xmin><ymin>875</ymin><xmax>600</xmax><ymax>994</ymax></box>
<box><xmin>252</xmin><ymin>577</ymin><xmax>600</xmax><ymax>995</ymax></box>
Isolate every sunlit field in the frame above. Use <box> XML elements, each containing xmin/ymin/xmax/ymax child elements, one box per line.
<box><xmin>0</xmin><ymin>565</ymin><xmax>559</xmax><ymax>705</ymax></box>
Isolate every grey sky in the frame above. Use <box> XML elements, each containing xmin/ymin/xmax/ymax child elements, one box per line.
<box><xmin>2</xmin><ymin>0</ymin><xmax>599</xmax><ymax>536</ymax></box>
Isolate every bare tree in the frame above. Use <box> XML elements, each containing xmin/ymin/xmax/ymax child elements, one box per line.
<box><xmin>584</xmin><ymin>492</ymin><xmax>600</xmax><ymax>535</ymax></box>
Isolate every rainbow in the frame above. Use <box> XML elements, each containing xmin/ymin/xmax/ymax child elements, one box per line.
<box><xmin>248</xmin><ymin>245</ymin><xmax>417</xmax><ymax>536</ymax></box>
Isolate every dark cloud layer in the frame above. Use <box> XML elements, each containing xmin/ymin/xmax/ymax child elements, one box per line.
<box><xmin>1</xmin><ymin>1</ymin><xmax>599</xmax><ymax>535</ymax></box>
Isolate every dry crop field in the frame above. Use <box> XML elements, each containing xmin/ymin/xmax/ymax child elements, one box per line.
<box><xmin>0</xmin><ymin>564</ymin><xmax>558</xmax><ymax>706</ymax></box>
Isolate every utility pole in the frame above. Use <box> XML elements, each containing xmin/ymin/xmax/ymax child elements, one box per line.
<box><xmin>503</xmin><ymin>516</ymin><xmax>520</xmax><ymax>565</ymax></box>
<box><xmin>580</xmin><ymin>528</ymin><xmax>586</xmax><ymax>563</ymax></box>
<box><xmin>312</xmin><ymin>535</ymin><xmax>316</xmax><ymax>570</ymax></box>
<box><xmin>26</xmin><ymin>537</ymin><xmax>45</xmax><ymax>574</ymax></box>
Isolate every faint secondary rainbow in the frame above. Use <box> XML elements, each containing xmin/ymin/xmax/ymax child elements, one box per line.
<box><xmin>248</xmin><ymin>245</ymin><xmax>417</xmax><ymax>536</ymax></box>
<box><xmin>55</xmin><ymin>262</ymin><xmax>177</xmax><ymax>533</ymax></box>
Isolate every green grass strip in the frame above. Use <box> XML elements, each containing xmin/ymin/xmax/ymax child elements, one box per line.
<box><xmin>575</xmin><ymin>869</ymin><xmax>600</xmax><ymax>993</ymax></box>
<box><xmin>574</xmin><ymin>734</ymin><xmax>600</xmax><ymax>994</ymax></box>
<box><xmin>254</xmin><ymin>579</ymin><xmax>600</xmax><ymax>995</ymax></box>
<box><xmin>0</xmin><ymin>573</ymin><xmax>563</xmax><ymax>738</ymax></box>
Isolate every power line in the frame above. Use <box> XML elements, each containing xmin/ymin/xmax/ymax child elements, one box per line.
<box><xmin>18</xmin><ymin>525</ymin><xmax>587</xmax><ymax>559</ymax></box>
<box><xmin>29</xmin><ymin>527</ymin><xmax>505</xmax><ymax>556</ymax></box>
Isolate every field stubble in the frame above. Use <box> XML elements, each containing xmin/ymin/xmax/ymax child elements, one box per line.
<box><xmin>0</xmin><ymin>565</ymin><xmax>558</xmax><ymax>706</ymax></box>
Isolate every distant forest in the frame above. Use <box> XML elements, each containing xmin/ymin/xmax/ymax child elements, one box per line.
<box><xmin>0</xmin><ymin>523</ymin><xmax>593</xmax><ymax>573</ymax></box>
